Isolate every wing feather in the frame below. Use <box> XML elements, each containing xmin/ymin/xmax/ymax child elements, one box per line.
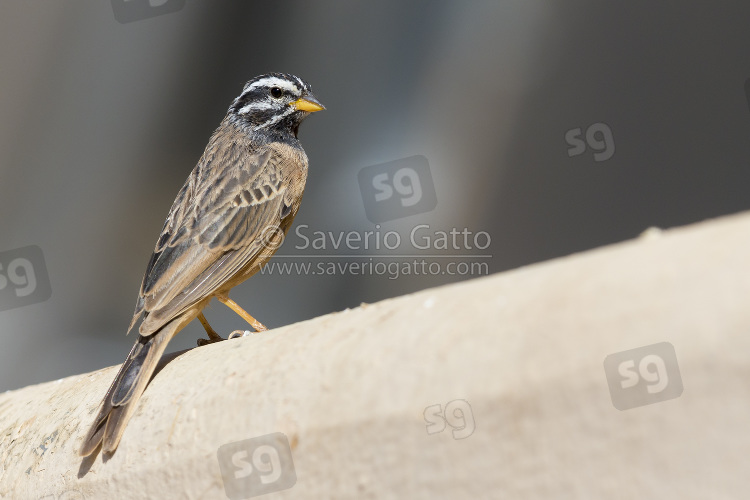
<box><xmin>130</xmin><ymin>148</ymin><xmax>290</xmax><ymax>336</ymax></box>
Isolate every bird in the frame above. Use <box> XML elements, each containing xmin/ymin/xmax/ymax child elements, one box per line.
<box><xmin>79</xmin><ymin>73</ymin><xmax>324</xmax><ymax>456</ymax></box>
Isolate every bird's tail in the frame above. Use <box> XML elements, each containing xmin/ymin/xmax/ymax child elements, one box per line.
<box><xmin>79</xmin><ymin>318</ymin><xmax>181</xmax><ymax>456</ymax></box>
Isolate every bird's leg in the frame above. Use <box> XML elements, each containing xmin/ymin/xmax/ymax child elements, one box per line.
<box><xmin>196</xmin><ymin>312</ymin><xmax>225</xmax><ymax>346</ymax></box>
<box><xmin>216</xmin><ymin>295</ymin><xmax>268</xmax><ymax>332</ymax></box>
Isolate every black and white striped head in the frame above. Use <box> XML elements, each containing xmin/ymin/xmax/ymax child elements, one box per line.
<box><xmin>229</xmin><ymin>73</ymin><xmax>324</xmax><ymax>140</ymax></box>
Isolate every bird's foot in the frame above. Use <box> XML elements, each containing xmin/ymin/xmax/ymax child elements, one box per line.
<box><xmin>197</xmin><ymin>329</ymin><xmax>262</xmax><ymax>346</ymax></box>
<box><xmin>197</xmin><ymin>335</ymin><xmax>225</xmax><ymax>346</ymax></box>
<box><xmin>228</xmin><ymin>330</ymin><xmax>258</xmax><ymax>340</ymax></box>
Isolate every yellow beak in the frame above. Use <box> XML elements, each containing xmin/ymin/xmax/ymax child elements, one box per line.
<box><xmin>291</xmin><ymin>95</ymin><xmax>325</xmax><ymax>113</ymax></box>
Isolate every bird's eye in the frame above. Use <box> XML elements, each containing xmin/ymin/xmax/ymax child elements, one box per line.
<box><xmin>270</xmin><ymin>87</ymin><xmax>283</xmax><ymax>99</ymax></box>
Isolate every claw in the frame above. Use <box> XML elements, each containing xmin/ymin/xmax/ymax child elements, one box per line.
<box><xmin>228</xmin><ymin>330</ymin><xmax>254</xmax><ymax>340</ymax></box>
<box><xmin>197</xmin><ymin>335</ymin><xmax>226</xmax><ymax>346</ymax></box>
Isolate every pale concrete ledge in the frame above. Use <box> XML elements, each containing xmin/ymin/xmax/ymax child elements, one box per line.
<box><xmin>2</xmin><ymin>211</ymin><xmax>750</xmax><ymax>499</ymax></box>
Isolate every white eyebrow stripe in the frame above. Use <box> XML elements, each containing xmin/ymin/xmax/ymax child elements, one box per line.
<box><xmin>242</xmin><ymin>77</ymin><xmax>300</xmax><ymax>96</ymax></box>
<box><xmin>237</xmin><ymin>100</ymin><xmax>275</xmax><ymax>114</ymax></box>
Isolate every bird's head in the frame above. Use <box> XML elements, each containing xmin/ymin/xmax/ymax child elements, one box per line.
<box><xmin>228</xmin><ymin>72</ymin><xmax>325</xmax><ymax>141</ymax></box>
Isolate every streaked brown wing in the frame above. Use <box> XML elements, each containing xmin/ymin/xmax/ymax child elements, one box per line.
<box><xmin>130</xmin><ymin>149</ymin><xmax>288</xmax><ymax>336</ymax></box>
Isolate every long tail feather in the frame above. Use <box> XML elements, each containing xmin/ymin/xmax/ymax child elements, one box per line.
<box><xmin>79</xmin><ymin>318</ymin><xmax>182</xmax><ymax>456</ymax></box>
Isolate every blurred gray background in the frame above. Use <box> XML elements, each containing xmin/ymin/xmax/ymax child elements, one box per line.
<box><xmin>1</xmin><ymin>1</ymin><xmax>749</xmax><ymax>391</ymax></box>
